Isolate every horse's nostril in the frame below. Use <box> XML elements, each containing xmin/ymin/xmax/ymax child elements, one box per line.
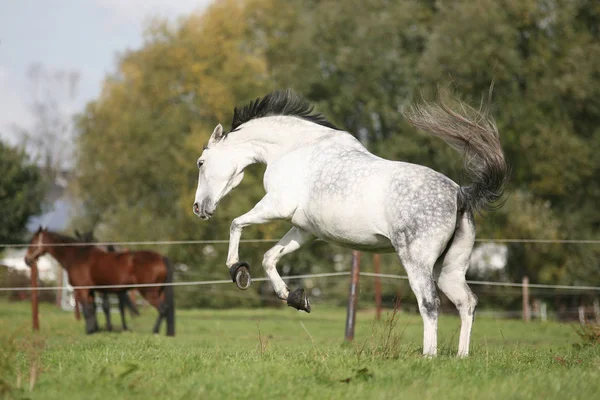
<box><xmin>193</xmin><ymin>202</ymin><xmax>200</xmax><ymax>214</ymax></box>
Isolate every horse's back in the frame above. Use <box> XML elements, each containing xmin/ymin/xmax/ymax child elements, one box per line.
<box><xmin>267</xmin><ymin>132</ymin><xmax>461</xmax><ymax>249</ymax></box>
<box><xmin>130</xmin><ymin>251</ymin><xmax>167</xmax><ymax>284</ymax></box>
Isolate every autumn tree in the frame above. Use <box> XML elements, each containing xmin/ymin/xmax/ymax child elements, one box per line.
<box><xmin>72</xmin><ymin>0</ymin><xmax>600</xmax><ymax>308</ymax></box>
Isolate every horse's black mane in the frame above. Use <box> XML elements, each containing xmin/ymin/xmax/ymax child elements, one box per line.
<box><xmin>230</xmin><ymin>90</ymin><xmax>339</xmax><ymax>132</ymax></box>
<box><xmin>46</xmin><ymin>230</ymin><xmax>78</xmax><ymax>244</ymax></box>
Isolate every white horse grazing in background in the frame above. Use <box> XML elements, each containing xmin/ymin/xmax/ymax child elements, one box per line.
<box><xmin>193</xmin><ymin>90</ymin><xmax>508</xmax><ymax>357</ymax></box>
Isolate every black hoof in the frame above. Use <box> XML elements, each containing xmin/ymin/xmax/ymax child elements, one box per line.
<box><xmin>229</xmin><ymin>262</ymin><xmax>251</xmax><ymax>290</ymax></box>
<box><xmin>287</xmin><ymin>288</ymin><xmax>311</xmax><ymax>313</ymax></box>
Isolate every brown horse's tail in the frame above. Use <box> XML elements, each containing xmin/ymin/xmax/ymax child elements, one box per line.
<box><xmin>163</xmin><ymin>257</ymin><xmax>175</xmax><ymax>336</ymax></box>
<box><xmin>124</xmin><ymin>292</ymin><xmax>140</xmax><ymax>316</ymax></box>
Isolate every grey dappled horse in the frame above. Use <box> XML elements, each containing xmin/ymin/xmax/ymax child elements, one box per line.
<box><xmin>193</xmin><ymin>90</ymin><xmax>508</xmax><ymax>356</ymax></box>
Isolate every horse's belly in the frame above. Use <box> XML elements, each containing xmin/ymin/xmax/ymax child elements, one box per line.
<box><xmin>291</xmin><ymin>208</ymin><xmax>394</xmax><ymax>252</ymax></box>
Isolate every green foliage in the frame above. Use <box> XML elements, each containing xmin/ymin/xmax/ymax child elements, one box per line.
<box><xmin>71</xmin><ymin>0</ymin><xmax>600</xmax><ymax>309</ymax></box>
<box><xmin>0</xmin><ymin>140</ymin><xmax>45</xmax><ymax>244</ymax></box>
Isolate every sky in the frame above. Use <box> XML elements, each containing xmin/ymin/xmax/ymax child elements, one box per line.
<box><xmin>0</xmin><ymin>0</ymin><xmax>212</xmax><ymax>146</ymax></box>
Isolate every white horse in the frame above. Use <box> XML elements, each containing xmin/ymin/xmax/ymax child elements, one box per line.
<box><xmin>193</xmin><ymin>90</ymin><xmax>508</xmax><ymax>357</ymax></box>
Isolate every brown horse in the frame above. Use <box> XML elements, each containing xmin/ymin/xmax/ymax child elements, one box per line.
<box><xmin>24</xmin><ymin>227</ymin><xmax>175</xmax><ymax>336</ymax></box>
<box><xmin>73</xmin><ymin>230</ymin><xmax>140</xmax><ymax>332</ymax></box>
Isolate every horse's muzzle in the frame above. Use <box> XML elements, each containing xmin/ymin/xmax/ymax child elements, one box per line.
<box><xmin>193</xmin><ymin>200</ymin><xmax>214</xmax><ymax>220</ymax></box>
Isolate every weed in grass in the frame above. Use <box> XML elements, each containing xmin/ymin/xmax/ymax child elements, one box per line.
<box><xmin>340</xmin><ymin>367</ymin><xmax>374</xmax><ymax>384</ymax></box>
<box><xmin>256</xmin><ymin>322</ymin><xmax>269</xmax><ymax>356</ymax></box>
<box><xmin>356</xmin><ymin>299</ymin><xmax>413</xmax><ymax>362</ymax></box>
<box><xmin>573</xmin><ymin>323</ymin><xmax>600</xmax><ymax>347</ymax></box>
<box><xmin>0</xmin><ymin>330</ymin><xmax>45</xmax><ymax>399</ymax></box>
<box><xmin>0</xmin><ymin>333</ymin><xmax>19</xmax><ymax>398</ymax></box>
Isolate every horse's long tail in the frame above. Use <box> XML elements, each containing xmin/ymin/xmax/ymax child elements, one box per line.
<box><xmin>403</xmin><ymin>90</ymin><xmax>509</xmax><ymax>214</ymax></box>
<box><xmin>123</xmin><ymin>291</ymin><xmax>140</xmax><ymax>316</ymax></box>
<box><xmin>163</xmin><ymin>257</ymin><xmax>175</xmax><ymax>337</ymax></box>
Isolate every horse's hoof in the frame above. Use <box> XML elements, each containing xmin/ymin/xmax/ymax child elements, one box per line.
<box><xmin>287</xmin><ymin>288</ymin><xmax>311</xmax><ymax>313</ymax></box>
<box><xmin>229</xmin><ymin>262</ymin><xmax>251</xmax><ymax>290</ymax></box>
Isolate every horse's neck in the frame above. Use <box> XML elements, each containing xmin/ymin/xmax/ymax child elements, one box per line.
<box><xmin>46</xmin><ymin>238</ymin><xmax>88</xmax><ymax>271</ymax></box>
<box><xmin>233</xmin><ymin>117</ymin><xmax>333</xmax><ymax>165</ymax></box>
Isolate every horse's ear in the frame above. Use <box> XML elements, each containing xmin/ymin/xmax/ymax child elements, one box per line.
<box><xmin>36</xmin><ymin>225</ymin><xmax>43</xmax><ymax>233</ymax></box>
<box><xmin>209</xmin><ymin>123</ymin><xmax>224</xmax><ymax>144</ymax></box>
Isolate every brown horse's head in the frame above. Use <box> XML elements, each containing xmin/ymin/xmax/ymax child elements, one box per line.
<box><xmin>24</xmin><ymin>226</ymin><xmax>51</xmax><ymax>266</ymax></box>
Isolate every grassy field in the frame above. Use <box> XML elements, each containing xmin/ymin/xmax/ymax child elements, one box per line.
<box><xmin>1</xmin><ymin>301</ymin><xmax>599</xmax><ymax>399</ymax></box>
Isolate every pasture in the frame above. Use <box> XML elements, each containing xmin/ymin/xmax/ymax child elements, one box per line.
<box><xmin>1</xmin><ymin>301</ymin><xmax>599</xmax><ymax>400</ymax></box>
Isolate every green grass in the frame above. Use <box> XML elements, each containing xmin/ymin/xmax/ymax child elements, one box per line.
<box><xmin>1</xmin><ymin>301</ymin><xmax>599</xmax><ymax>399</ymax></box>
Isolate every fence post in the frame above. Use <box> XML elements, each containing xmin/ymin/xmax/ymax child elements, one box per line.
<box><xmin>55</xmin><ymin>261</ymin><xmax>62</xmax><ymax>308</ymax></box>
<box><xmin>540</xmin><ymin>302</ymin><xmax>547</xmax><ymax>322</ymax></box>
<box><xmin>344</xmin><ymin>250</ymin><xmax>361</xmax><ymax>341</ymax></box>
<box><xmin>578</xmin><ymin>305</ymin><xmax>586</xmax><ymax>325</ymax></box>
<box><xmin>593</xmin><ymin>299</ymin><xmax>600</xmax><ymax>324</ymax></box>
<box><xmin>522</xmin><ymin>276</ymin><xmax>530</xmax><ymax>322</ymax></box>
<box><xmin>373</xmin><ymin>253</ymin><xmax>382</xmax><ymax>320</ymax></box>
<box><xmin>31</xmin><ymin>261</ymin><xmax>39</xmax><ymax>331</ymax></box>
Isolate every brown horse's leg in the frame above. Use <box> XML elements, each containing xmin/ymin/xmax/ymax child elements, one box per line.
<box><xmin>101</xmin><ymin>292</ymin><xmax>113</xmax><ymax>331</ymax></box>
<box><xmin>140</xmin><ymin>289</ymin><xmax>165</xmax><ymax>335</ymax></box>
<box><xmin>76</xmin><ymin>289</ymin><xmax>98</xmax><ymax>334</ymax></box>
<box><xmin>117</xmin><ymin>291</ymin><xmax>129</xmax><ymax>331</ymax></box>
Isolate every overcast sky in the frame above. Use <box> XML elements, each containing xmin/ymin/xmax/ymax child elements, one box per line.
<box><xmin>0</xmin><ymin>0</ymin><xmax>212</xmax><ymax>146</ymax></box>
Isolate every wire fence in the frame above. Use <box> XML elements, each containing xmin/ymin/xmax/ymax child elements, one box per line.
<box><xmin>2</xmin><ymin>271</ymin><xmax>600</xmax><ymax>292</ymax></box>
<box><xmin>2</xmin><ymin>237</ymin><xmax>600</xmax><ymax>248</ymax></box>
<box><xmin>3</xmin><ymin>236</ymin><xmax>600</xmax><ymax>324</ymax></box>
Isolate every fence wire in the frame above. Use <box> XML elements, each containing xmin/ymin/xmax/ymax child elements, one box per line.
<box><xmin>2</xmin><ymin>271</ymin><xmax>600</xmax><ymax>292</ymax></box>
<box><xmin>2</xmin><ymin>237</ymin><xmax>600</xmax><ymax>248</ymax></box>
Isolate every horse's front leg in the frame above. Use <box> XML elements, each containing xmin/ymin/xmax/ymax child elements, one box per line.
<box><xmin>262</xmin><ymin>227</ymin><xmax>315</xmax><ymax>312</ymax></box>
<box><xmin>226</xmin><ymin>196</ymin><xmax>286</xmax><ymax>290</ymax></box>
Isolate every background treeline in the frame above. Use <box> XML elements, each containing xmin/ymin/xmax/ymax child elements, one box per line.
<box><xmin>65</xmin><ymin>0</ymin><xmax>599</xmax><ymax>308</ymax></box>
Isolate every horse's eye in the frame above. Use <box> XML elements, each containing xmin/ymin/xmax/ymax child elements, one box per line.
<box><xmin>197</xmin><ymin>160</ymin><xmax>204</xmax><ymax>169</ymax></box>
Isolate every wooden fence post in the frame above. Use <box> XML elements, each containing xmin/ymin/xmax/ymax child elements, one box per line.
<box><xmin>55</xmin><ymin>261</ymin><xmax>62</xmax><ymax>308</ymax></box>
<box><xmin>522</xmin><ymin>276</ymin><xmax>530</xmax><ymax>322</ymax></box>
<box><xmin>344</xmin><ymin>251</ymin><xmax>361</xmax><ymax>341</ymax></box>
<box><xmin>373</xmin><ymin>253</ymin><xmax>382</xmax><ymax>320</ymax></box>
<box><xmin>578</xmin><ymin>305</ymin><xmax>586</xmax><ymax>325</ymax></box>
<box><xmin>540</xmin><ymin>302</ymin><xmax>547</xmax><ymax>322</ymax></box>
<box><xmin>31</xmin><ymin>261</ymin><xmax>39</xmax><ymax>331</ymax></box>
<box><xmin>593</xmin><ymin>299</ymin><xmax>600</xmax><ymax>324</ymax></box>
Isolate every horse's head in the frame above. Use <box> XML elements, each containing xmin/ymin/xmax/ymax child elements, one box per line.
<box><xmin>24</xmin><ymin>226</ymin><xmax>51</xmax><ymax>266</ymax></box>
<box><xmin>193</xmin><ymin>124</ymin><xmax>246</xmax><ymax>220</ymax></box>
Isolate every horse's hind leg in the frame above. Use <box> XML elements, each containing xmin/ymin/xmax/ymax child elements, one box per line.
<box><xmin>262</xmin><ymin>227</ymin><xmax>315</xmax><ymax>312</ymax></box>
<box><xmin>436</xmin><ymin>212</ymin><xmax>477</xmax><ymax>357</ymax></box>
<box><xmin>101</xmin><ymin>292</ymin><xmax>113</xmax><ymax>331</ymax></box>
<box><xmin>141</xmin><ymin>289</ymin><xmax>166</xmax><ymax>334</ymax></box>
<box><xmin>394</xmin><ymin>234</ymin><xmax>451</xmax><ymax>357</ymax></box>
<box><xmin>117</xmin><ymin>291</ymin><xmax>129</xmax><ymax>331</ymax></box>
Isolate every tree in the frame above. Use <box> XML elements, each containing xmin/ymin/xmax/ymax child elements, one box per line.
<box><xmin>13</xmin><ymin>63</ymin><xmax>80</xmax><ymax>174</ymax></box>
<box><xmin>0</xmin><ymin>140</ymin><xmax>46</xmax><ymax>244</ymax></box>
<box><xmin>71</xmin><ymin>0</ymin><xmax>282</xmax><ymax>307</ymax></box>
<box><xmin>71</xmin><ymin>0</ymin><xmax>600</xmax><ymax>310</ymax></box>
<box><xmin>255</xmin><ymin>0</ymin><xmax>600</xmax><ymax>286</ymax></box>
